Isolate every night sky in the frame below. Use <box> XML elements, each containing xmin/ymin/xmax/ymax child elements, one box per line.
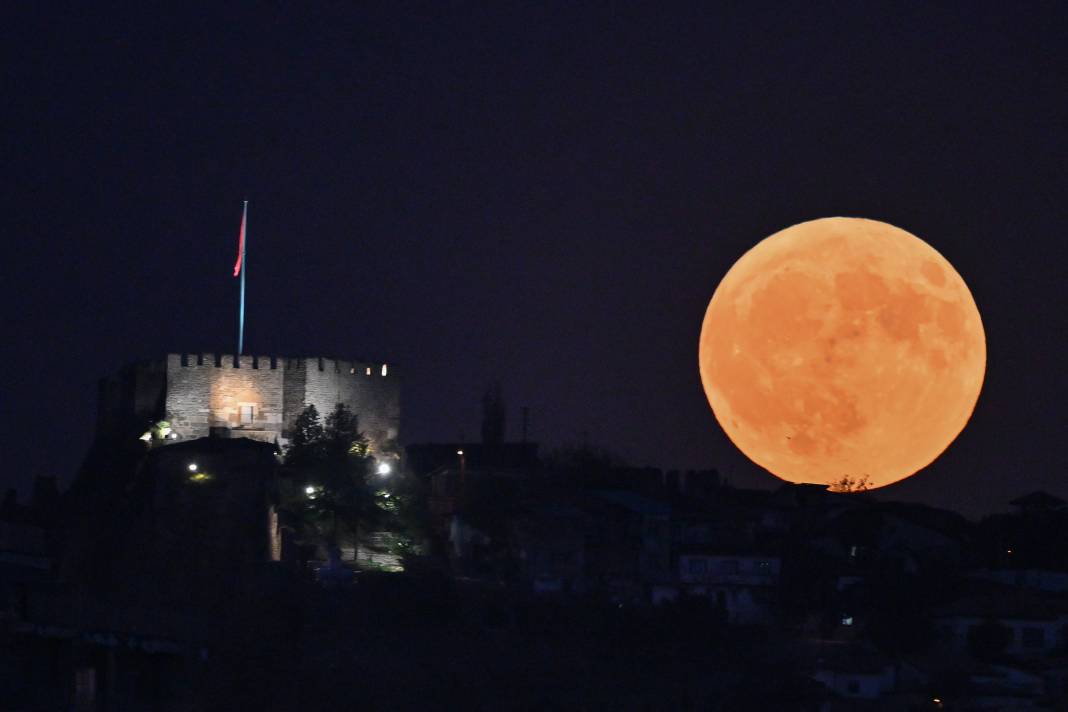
<box><xmin>2</xmin><ymin>3</ymin><xmax>1064</xmax><ymax>517</ymax></box>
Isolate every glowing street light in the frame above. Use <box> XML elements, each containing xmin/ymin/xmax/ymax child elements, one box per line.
<box><xmin>188</xmin><ymin>463</ymin><xmax>198</xmax><ymax>472</ymax></box>
<box><xmin>305</xmin><ymin>485</ymin><xmax>316</xmax><ymax>496</ymax></box>
<box><xmin>376</xmin><ymin>462</ymin><xmax>392</xmax><ymax>476</ymax></box>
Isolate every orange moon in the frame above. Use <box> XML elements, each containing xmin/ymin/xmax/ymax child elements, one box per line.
<box><xmin>698</xmin><ymin>217</ymin><xmax>985</xmax><ymax>489</ymax></box>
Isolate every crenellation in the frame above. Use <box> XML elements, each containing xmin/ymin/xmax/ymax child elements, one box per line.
<box><xmin>101</xmin><ymin>354</ymin><xmax>400</xmax><ymax>454</ymax></box>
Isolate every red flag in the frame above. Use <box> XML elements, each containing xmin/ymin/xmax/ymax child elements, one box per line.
<box><xmin>233</xmin><ymin>205</ymin><xmax>246</xmax><ymax>277</ymax></box>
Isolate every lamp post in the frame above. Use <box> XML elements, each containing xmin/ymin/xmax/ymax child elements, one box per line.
<box><xmin>456</xmin><ymin>449</ymin><xmax>466</xmax><ymax>496</ymax></box>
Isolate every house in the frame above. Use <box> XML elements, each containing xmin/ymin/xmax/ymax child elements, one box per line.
<box><xmin>677</xmin><ymin>549</ymin><xmax>781</xmax><ymax>624</ymax></box>
<box><xmin>1009</xmin><ymin>491</ymin><xmax>1066</xmax><ymax>515</ymax></box>
<box><xmin>412</xmin><ymin>441</ymin><xmax>538</xmax><ymax>536</ymax></box>
<box><xmin>811</xmin><ymin>643</ymin><xmax>897</xmax><ymax>702</ymax></box>
<box><xmin>961</xmin><ymin>663</ymin><xmax>1046</xmax><ymax>710</ymax></box>
<box><xmin>812</xmin><ymin>502</ymin><xmax>967</xmax><ymax>574</ymax></box>
<box><xmin>511</xmin><ymin>503</ymin><xmax>586</xmax><ymax>594</ymax></box>
<box><xmin>0</xmin><ymin>511</ymin><xmax>56</xmax><ymax>704</ymax></box>
<box><xmin>933</xmin><ymin>589</ymin><xmax>1068</xmax><ymax>657</ymax></box>
<box><xmin>969</xmin><ymin>568</ymin><xmax>1068</xmax><ymax>594</ymax></box>
<box><xmin>4</xmin><ymin>437</ymin><xmax>299</xmax><ymax>711</ymax></box>
<box><xmin>584</xmin><ymin>490</ymin><xmax>671</xmax><ymax>603</ymax></box>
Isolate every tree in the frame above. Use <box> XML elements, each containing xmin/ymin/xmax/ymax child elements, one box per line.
<box><xmin>283</xmin><ymin>404</ymin><xmax>377</xmax><ymax>552</ymax></box>
<box><xmin>829</xmin><ymin>474</ymin><xmax>871</xmax><ymax>493</ymax></box>
<box><xmin>324</xmin><ymin>402</ymin><xmax>366</xmax><ymax>459</ymax></box>
<box><xmin>286</xmin><ymin>404</ymin><xmax>324</xmax><ymax>464</ymax></box>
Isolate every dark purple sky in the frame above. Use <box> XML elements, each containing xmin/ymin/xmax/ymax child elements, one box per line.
<box><xmin>2</xmin><ymin>3</ymin><xmax>1065</xmax><ymax>517</ymax></box>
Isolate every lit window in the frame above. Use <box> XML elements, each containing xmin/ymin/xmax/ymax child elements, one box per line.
<box><xmin>366</xmin><ymin>367</ymin><xmax>371</xmax><ymax>375</ymax></box>
<box><xmin>381</xmin><ymin>363</ymin><xmax>388</xmax><ymax>376</ymax></box>
<box><xmin>239</xmin><ymin>405</ymin><xmax>255</xmax><ymax>424</ymax></box>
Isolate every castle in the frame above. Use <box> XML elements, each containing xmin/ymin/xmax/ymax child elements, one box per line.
<box><xmin>98</xmin><ymin>354</ymin><xmax>400</xmax><ymax>453</ymax></box>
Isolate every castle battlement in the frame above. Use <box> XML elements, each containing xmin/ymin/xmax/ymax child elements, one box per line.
<box><xmin>164</xmin><ymin>353</ymin><xmax>393</xmax><ymax>376</ymax></box>
<box><xmin>101</xmin><ymin>354</ymin><xmax>400</xmax><ymax>452</ymax></box>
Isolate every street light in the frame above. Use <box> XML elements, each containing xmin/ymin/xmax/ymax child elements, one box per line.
<box><xmin>376</xmin><ymin>462</ymin><xmax>392</xmax><ymax>476</ymax></box>
<box><xmin>188</xmin><ymin>463</ymin><xmax>198</xmax><ymax>472</ymax></box>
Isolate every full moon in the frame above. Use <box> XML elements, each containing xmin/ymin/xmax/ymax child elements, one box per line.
<box><xmin>699</xmin><ymin>218</ymin><xmax>985</xmax><ymax>489</ymax></box>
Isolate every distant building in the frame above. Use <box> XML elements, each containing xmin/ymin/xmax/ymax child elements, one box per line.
<box><xmin>677</xmin><ymin>551</ymin><xmax>781</xmax><ymax>624</ymax></box>
<box><xmin>584</xmin><ymin>490</ymin><xmax>672</xmax><ymax>604</ymax></box>
<box><xmin>933</xmin><ymin>590</ymin><xmax>1068</xmax><ymax>657</ymax></box>
<box><xmin>98</xmin><ymin>354</ymin><xmax>400</xmax><ymax>453</ymax></box>
<box><xmin>512</xmin><ymin>503</ymin><xmax>586</xmax><ymax>594</ymax></box>
<box><xmin>408</xmin><ymin>441</ymin><xmax>539</xmax><ymax>537</ymax></box>
<box><xmin>6</xmin><ymin>437</ymin><xmax>296</xmax><ymax>710</ymax></box>
<box><xmin>405</xmin><ymin>442</ymin><xmax>539</xmax><ymax>477</ymax></box>
<box><xmin>811</xmin><ymin>644</ymin><xmax>898</xmax><ymax>702</ymax></box>
<box><xmin>1009</xmin><ymin>491</ymin><xmax>1066</xmax><ymax>514</ymax></box>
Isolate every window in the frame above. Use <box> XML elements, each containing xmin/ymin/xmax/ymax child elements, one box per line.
<box><xmin>688</xmin><ymin>558</ymin><xmax>708</xmax><ymax>574</ymax></box>
<box><xmin>1022</xmin><ymin>626</ymin><xmax>1045</xmax><ymax>649</ymax></box>
<box><xmin>846</xmin><ymin>679</ymin><xmax>859</xmax><ymax>695</ymax></box>
<box><xmin>720</xmin><ymin>559</ymin><xmax>739</xmax><ymax>574</ymax></box>
<box><xmin>841</xmin><ymin>615</ymin><xmax>854</xmax><ymax>626</ymax></box>
<box><xmin>239</xmin><ymin>405</ymin><xmax>255</xmax><ymax>424</ymax></box>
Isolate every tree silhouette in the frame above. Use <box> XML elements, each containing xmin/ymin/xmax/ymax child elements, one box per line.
<box><xmin>284</xmin><ymin>403</ymin><xmax>376</xmax><ymax>551</ymax></box>
<box><xmin>829</xmin><ymin>474</ymin><xmax>871</xmax><ymax>493</ymax></box>
<box><xmin>286</xmin><ymin>404</ymin><xmax>324</xmax><ymax>465</ymax></box>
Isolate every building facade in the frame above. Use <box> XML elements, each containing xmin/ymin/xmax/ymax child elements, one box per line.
<box><xmin>98</xmin><ymin>354</ymin><xmax>400</xmax><ymax>453</ymax></box>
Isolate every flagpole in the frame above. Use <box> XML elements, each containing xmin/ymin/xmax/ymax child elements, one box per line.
<box><xmin>238</xmin><ymin>200</ymin><xmax>248</xmax><ymax>355</ymax></box>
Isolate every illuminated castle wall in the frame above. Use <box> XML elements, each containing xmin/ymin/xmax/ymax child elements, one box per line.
<box><xmin>98</xmin><ymin>354</ymin><xmax>400</xmax><ymax>452</ymax></box>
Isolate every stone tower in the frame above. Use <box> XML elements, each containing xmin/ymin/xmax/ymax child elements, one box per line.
<box><xmin>98</xmin><ymin>354</ymin><xmax>400</xmax><ymax>453</ymax></box>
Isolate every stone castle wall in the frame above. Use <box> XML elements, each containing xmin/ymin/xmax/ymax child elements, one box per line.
<box><xmin>301</xmin><ymin>359</ymin><xmax>400</xmax><ymax>450</ymax></box>
<box><xmin>101</xmin><ymin>354</ymin><xmax>399</xmax><ymax>452</ymax></box>
<box><xmin>165</xmin><ymin>354</ymin><xmax>286</xmax><ymax>445</ymax></box>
